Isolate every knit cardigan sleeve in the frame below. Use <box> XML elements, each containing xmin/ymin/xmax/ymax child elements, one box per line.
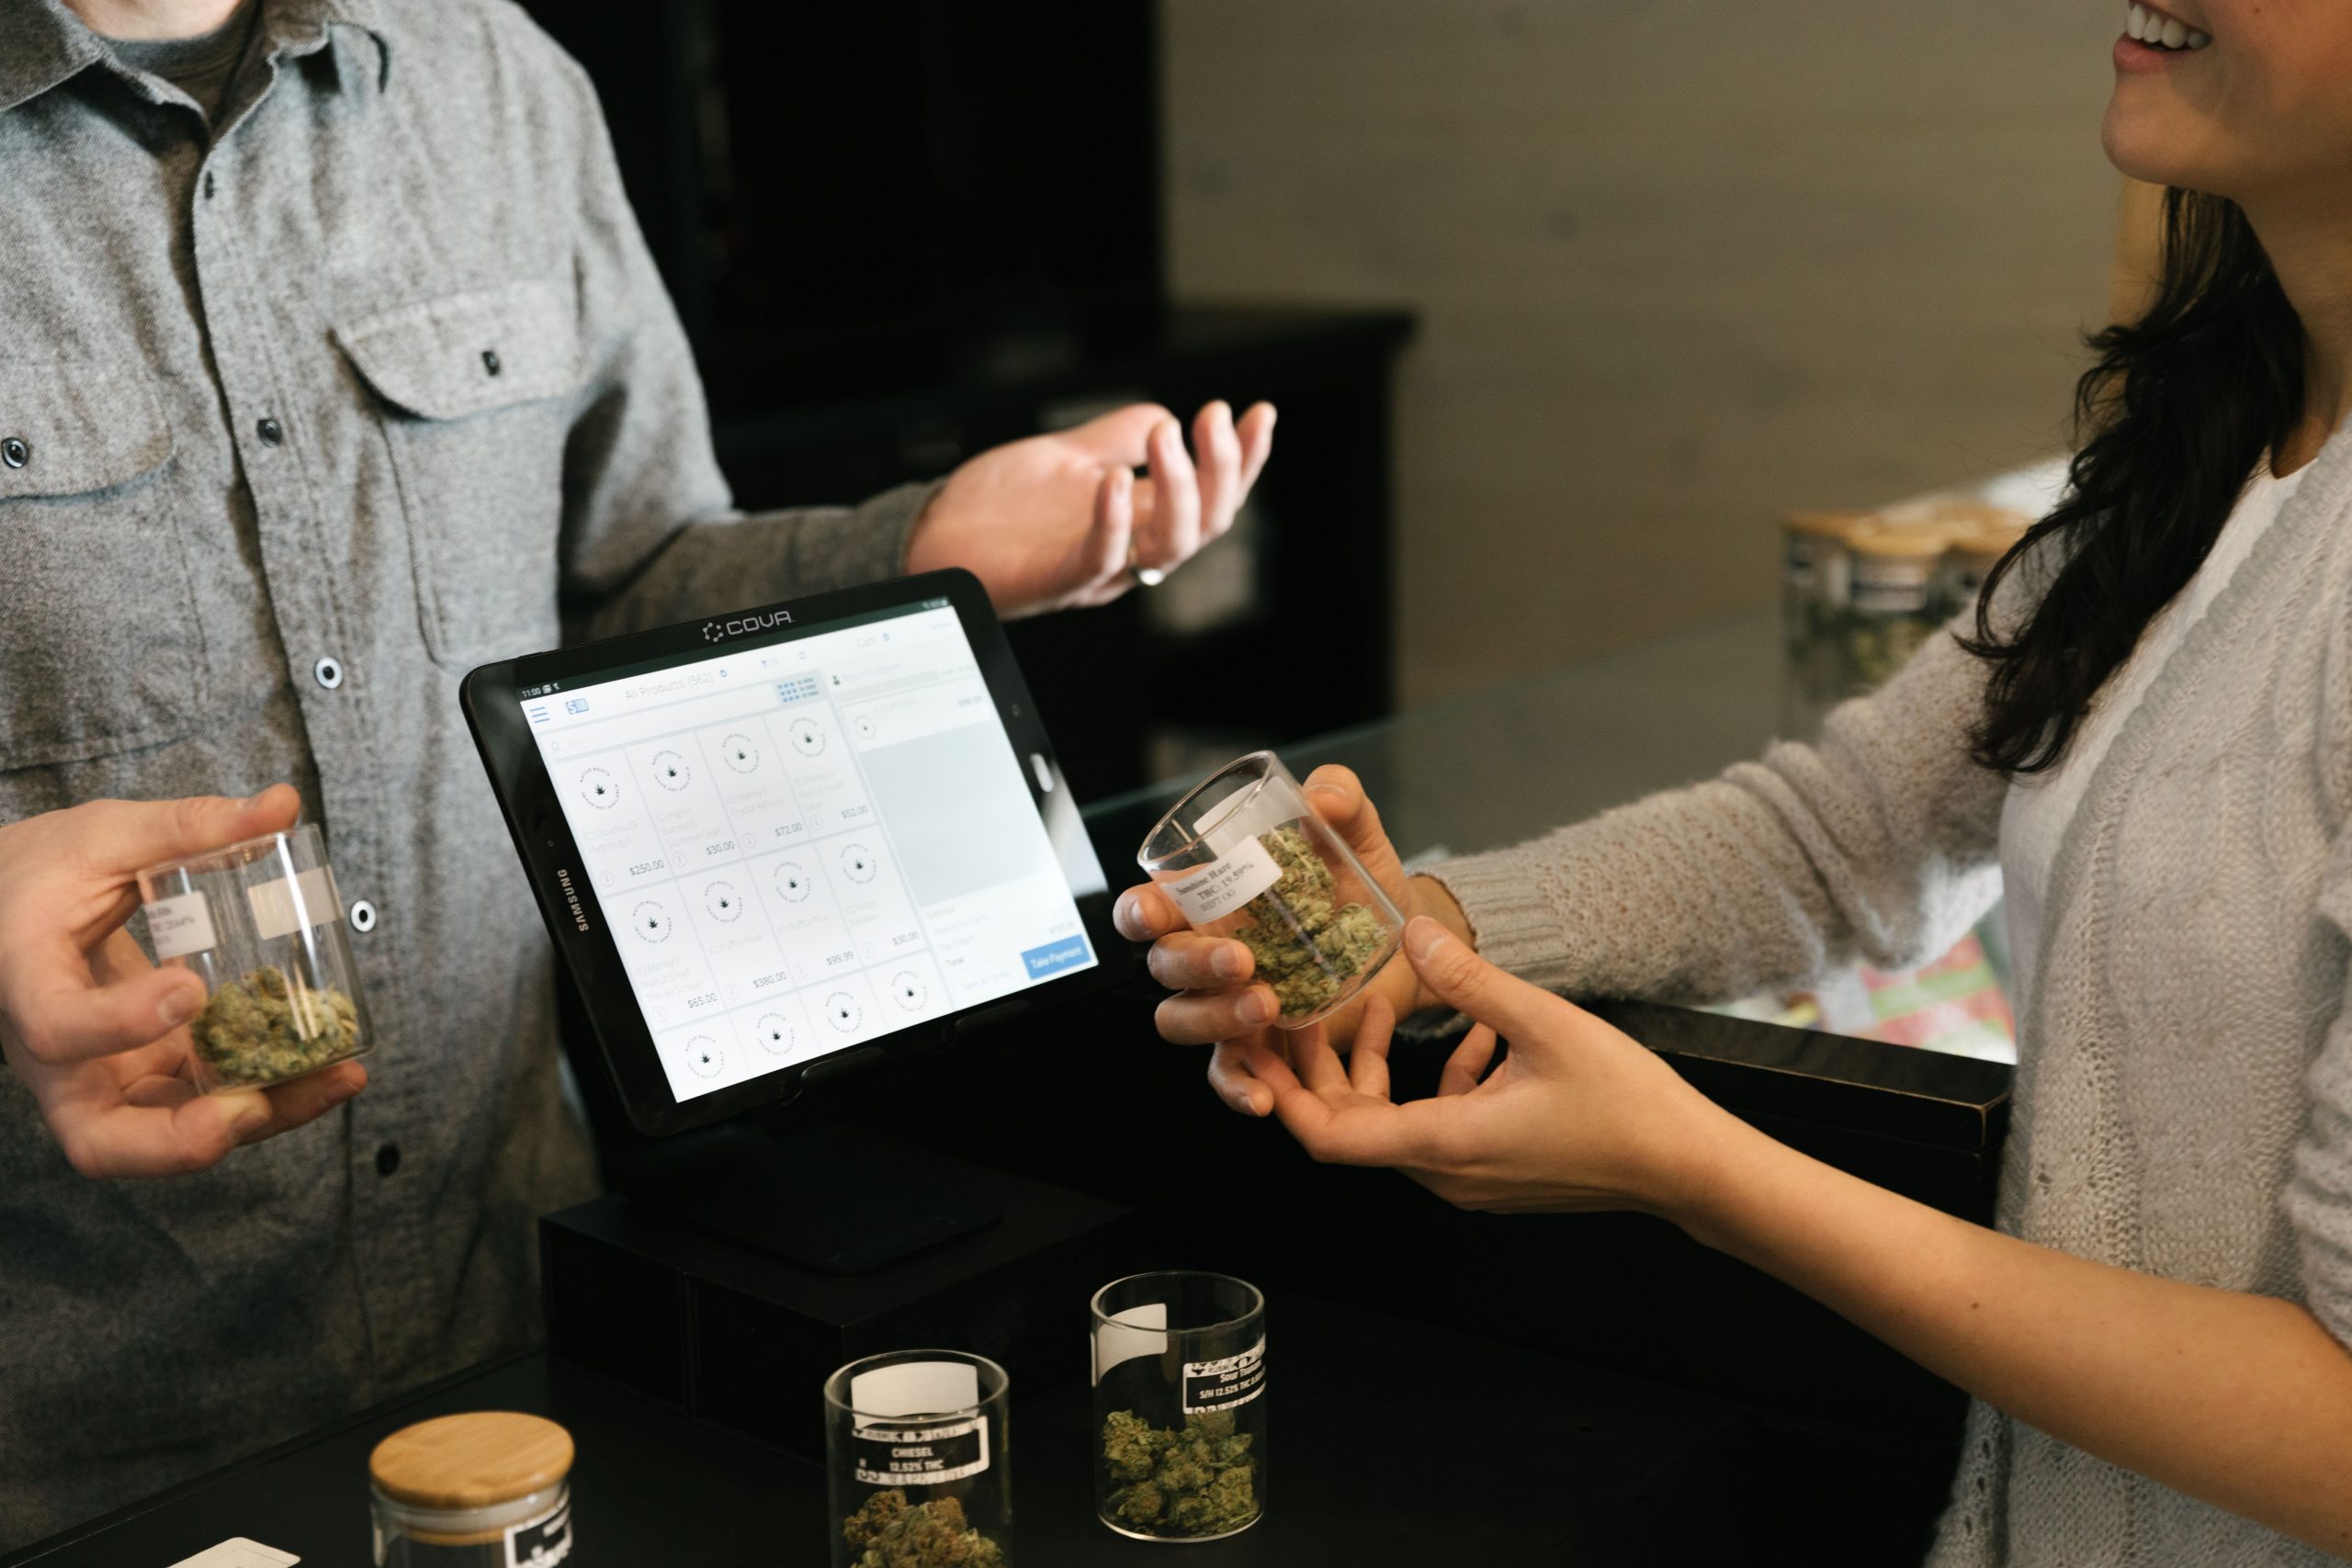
<box><xmin>1424</xmin><ymin>614</ymin><xmax>2012</xmax><ymax>1006</ymax></box>
<box><xmin>2283</xmin><ymin>621</ymin><xmax>2352</xmax><ymax>1351</ymax></box>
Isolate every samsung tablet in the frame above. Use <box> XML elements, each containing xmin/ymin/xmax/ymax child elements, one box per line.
<box><xmin>461</xmin><ymin>570</ymin><xmax>1128</xmax><ymax>1135</ymax></box>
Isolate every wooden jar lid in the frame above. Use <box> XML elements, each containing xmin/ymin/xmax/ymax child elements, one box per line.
<box><xmin>1847</xmin><ymin>523</ymin><xmax>1951</xmax><ymax>559</ymax></box>
<box><xmin>1783</xmin><ymin>509</ymin><xmax>1869</xmax><ymax>539</ymax></box>
<box><xmin>368</xmin><ymin>1412</ymin><xmax>574</xmax><ymax>1509</ymax></box>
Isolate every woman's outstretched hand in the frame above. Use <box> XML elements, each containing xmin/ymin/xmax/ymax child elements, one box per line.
<box><xmin>1240</xmin><ymin>930</ymin><xmax>2352</xmax><ymax>1561</ymax></box>
<box><xmin>1246</xmin><ymin>916</ymin><xmax>1737</xmax><ymax>1218</ymax></box>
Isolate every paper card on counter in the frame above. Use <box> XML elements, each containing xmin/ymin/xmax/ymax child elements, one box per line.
<box><xmin>166</xmin><ymin>1540</ymin><xmax>300</xmax><ymax>1568</ymax></box>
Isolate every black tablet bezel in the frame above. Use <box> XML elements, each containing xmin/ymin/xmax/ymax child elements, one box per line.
<box><xmin>461</xmin><ymin>568</ymin><xmax>1131</xmax><ymax>1136</ymax></box>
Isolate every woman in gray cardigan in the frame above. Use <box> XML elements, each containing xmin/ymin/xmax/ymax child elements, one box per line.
<box><xmin>1123</xmin><ymin>6</ymin><xmax>2352</xmax><ymax>1562</ymax></box>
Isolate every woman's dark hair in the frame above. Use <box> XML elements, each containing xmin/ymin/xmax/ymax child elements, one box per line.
<box><xmin>1963</xmin><ymin>189</ymin><xmax>2306</xmax><ymax>773</ymax></box>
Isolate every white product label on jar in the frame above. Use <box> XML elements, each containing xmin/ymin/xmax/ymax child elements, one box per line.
<box><xmin>1093</xmin><ymin>1301</ymin><xmax>1170</xmax><ymax>1382</ymax></box>
<box><xmin>1820</xmin><ymin>552</ymin><xmax>1852</xmax><ymax>609</ymax></box>
<box><xmin>246</xmin><ymin>866</ymin><xmax>341</xmax><ymax>942</ymax></box>
<box><xmin>505</xmin><ymin>1498</ymin><xmax>572</xmax><ymax>1566</ymax></box>
<box><xmin>1182</xmin><ymin>1336</ymin><xmax>1266</xmax><ymax>1415</ymax></box>
<box><xmin>1160</xmin><ymin>837</ymin><xmax>1281</xmax><ymax>926</ymax></box>
<box><xmin>852</xmin><ymin>1416</ymin><xmax>990</xmax><ymax>1485</ymax></box>
<box><xmin>146</xmin><ymin>893</ymin><xmax>218</xmax><ymax>960</ymax></box>
<box><xmin>1852</xmin><ymin>581</ymin><xmax>1932</xmax><ymax>615</ymax></box>
<box><xmin>850</xmin><ymin>1360</ymin><xmax>979</xmax><ymax>1422</ymax></box>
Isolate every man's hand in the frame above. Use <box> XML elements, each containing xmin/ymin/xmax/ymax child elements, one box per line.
<box><xmin>1113</xmin><ymin>764</ymin><xmax>1471</xmax><ymax>1116</ymax></box>
<box><xmin>0</xmin><ymin>787</ymin><xmax>367</xmax><ymax>1179</ymax></box>
<box><xmin>904</xmin><ymin>400</ymin><xmax>1275</xmax><ymax>617</ymax></box>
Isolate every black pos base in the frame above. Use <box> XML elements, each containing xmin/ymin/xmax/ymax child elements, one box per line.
<box><xmin>624</xmin><ymin>1122</ymin><xmax>1008</xmax><ymax>1275</ymax></box>
<box><xmin>544</xmin><ymin>1129</ymin><xmax>1136</xmax><ymax>1460</ymax></box>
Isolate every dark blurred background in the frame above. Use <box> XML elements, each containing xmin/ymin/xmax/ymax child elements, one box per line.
<box><xmin>518</xmin><ymin>0</ymin><xmax>1413</xmax><ymax>803</ymax></box>
<box><xmin>515</xmin><ymin>1</ymin><xmax>2125</xmax><ymax>801</ymax></box>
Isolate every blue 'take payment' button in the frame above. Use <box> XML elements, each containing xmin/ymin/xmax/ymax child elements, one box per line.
<box><xmin>1021</xmin><ymin>936</ymin><xmax>1093</xmax><ymax>980</ymax></box>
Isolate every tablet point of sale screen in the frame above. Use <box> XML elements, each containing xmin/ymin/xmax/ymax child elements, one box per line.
<box><xmin>526</xmin><ymin>604</ymin><xmax>1095</xmax><ymax>1100</ymax></box>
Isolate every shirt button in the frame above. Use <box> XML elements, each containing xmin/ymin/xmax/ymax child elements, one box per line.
<box><xmin>375</xmin><ymin>1143</ymin><xmax>401</xmax><ymax>1178</ymax></box>
<box><xmin>256</xmin><ymin>417</ymin><xmax>284</xmax><ymax>446</ymax></box>
<box><xmin>0</xmin><ymin>437</ymin><xmax>26</xmax><ymax>468</ymax></box>
<box><xmin>203</xmin><ymin>171</ymin><xmax>216</xmax><ymax>200</ymax></box>
<box><xmin>313</xmin><ymin>656</ymin><xmax>345</xmax><ymax>690</ymax></box>
<box><xmin>349</xmin><ymin>899</ymin><xmax>378</xmax><ymax>933</ymax></box>
<box><xmin>481</xmin><ymin>349</ymin><xmax>502</xmax><ymax>377</ymax></box>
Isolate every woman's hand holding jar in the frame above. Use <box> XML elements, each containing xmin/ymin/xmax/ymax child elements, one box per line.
<box><xmin>1114</xmin><ymin>764</ymin><xmax>1475</xmax><ymax>1117</ymax></box>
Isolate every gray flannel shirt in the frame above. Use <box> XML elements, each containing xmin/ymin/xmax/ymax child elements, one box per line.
<box><xmin>0</xmin><ymin>0</ymin><xmax>931</xmax><ymax>1544</ymax></box>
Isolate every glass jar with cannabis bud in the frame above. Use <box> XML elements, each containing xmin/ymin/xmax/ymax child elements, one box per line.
<box><xmin>824</xmin><ymin>1349</ymin><xmax>1013</xmax><ymax>1568</ymax></box>
<box><xmin>1138</xmin><ymin>752</ymin><xmax>1404</xmax><ymax>1029</ymax></box>
<box><xmin>135</xmin><ymin>822</ymin><xmax>374</xmax><ymax>1094</ymax></box>
<box><xmin>1091</xmin><ymin>1271</ymin><xmax>1267</xmax><ymax>1542</ymax></box>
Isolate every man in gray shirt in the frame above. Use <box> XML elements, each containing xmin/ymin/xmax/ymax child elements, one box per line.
<box><xmin>0</xmin><ymin>0</ymin><xmax>1274</xmax><ymax>1544</ymax></box>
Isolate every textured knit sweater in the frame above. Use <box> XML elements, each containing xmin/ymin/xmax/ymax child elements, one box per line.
<box><xmin>1427</xmin><ymin>426</ymin><xmax>2352</xmax><ymax>1566</ymax></box>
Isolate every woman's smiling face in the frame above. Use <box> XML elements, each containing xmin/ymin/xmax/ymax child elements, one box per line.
<box><xmin>2105</xmin><ymin>1</ymin><xmax>2352</xmax><ymax>208</ymax></box>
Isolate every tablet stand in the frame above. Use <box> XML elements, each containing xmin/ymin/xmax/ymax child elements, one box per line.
<box><xmin>621</xmin><ymin>1121</ymin><xmax>1002</xmax><ymax>1275</ymax></box>
<box><xmin>557</xmin><ymin>983</ymin><xmax>1012</xmax><ymax>1274</ymax></box>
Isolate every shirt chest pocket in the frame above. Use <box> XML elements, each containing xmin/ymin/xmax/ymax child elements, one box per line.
<box><xmin>0</xmin><ymin>361</ymin><xmax>214</xmax><ymax>769</ymax></box>
<box><xmin>334</xmin><ymin>281</ymin><xmax>585</xmax><ymax>668</ymax></box>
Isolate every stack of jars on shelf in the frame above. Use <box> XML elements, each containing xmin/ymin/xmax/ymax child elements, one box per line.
<box><xmin>1779</xmin><ymin>498</ymin><xmax>2031</xmax><ymax>739</ymax></box>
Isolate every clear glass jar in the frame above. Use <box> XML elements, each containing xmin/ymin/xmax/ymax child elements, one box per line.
<box><xmin>825</xmin><ymin>1349</ymin><xmax>1012</xmax><ymax>1568</ymax></box>
<box><xmin>1091</xmin><ymin>1270</ymin><xmax>1267</xmax><ymax>1542</ymax></box>
<box><xmin>368</xmin><ymin>1412</ymin><xmax>574</xmax><ymax>1567</ymax></box>
<box><xmin>1937</xmin><ymin>516</ymin><xmax>2029</xmax><ymax>622</ymax></box>
<box><xmin>1780</xmin><ymin>511</ymin><xmax>1860</xmax><ymax>738</ymax></box>
<box><xmin>135</xmin><ymin>822</ymin><xmax>373</xmax><ymax>1093</ymax></box>
<box><xmin>1843</xmin><ymin>525</ymin><xmax>1951</xmax><ymax>694</ymax></box>
<box><xmin>1137</xmin><ymin>751</ymin><xmax>1402</xmax><ymax>1029</ymax></box>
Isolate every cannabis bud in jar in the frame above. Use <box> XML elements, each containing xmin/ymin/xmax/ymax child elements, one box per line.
<box><xmin>192</xmin><ymin>966</ymin><xmax>362</xmax><ymax>1088</ymax></box>
<box><xmin>842</xmin><ymin>1490</ymin><xmax>1005</xmax><ymax>1568</ymax></box>
<box><xmin>1140</xmin><ymin>752</ymin><xmax>1403</xmax><ymax>1028</ymax></box>
<box><xmin>1102</xmin><ymin>1408</ymin><xmax>1261</xmax><ymax>1538</ymax></box>
<box><xmin>1091</xmin><ymin>1270</ymin><xmax>1270</xmax><ymax>1542</ymax></box>
<box><xmin>1232</xmin><ymin>824</ymin><xmax>1391</xmax><ymax>1021</ymax></box>
<box><xmin>136</xmin><ymin>822</ymin><xmax>375</xmax><ymax>1094</ymax></box>
<box><xmin>824</xmin><ymin>1351</ymin><xmax>1013</xmax><ymax>1568</ymax></box>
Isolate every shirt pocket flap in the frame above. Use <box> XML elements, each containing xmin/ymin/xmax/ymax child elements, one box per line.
<box><xmin>334</xmin><ymin>280</ymin><xmax>582</xmax><ymax>420</ymax></box>
<box><xmin>0</xmin><ymin>362</ymin><xmax>174</xmax><ymax>501</ymax></box>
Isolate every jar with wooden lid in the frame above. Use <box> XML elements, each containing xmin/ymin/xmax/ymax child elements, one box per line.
<box><xmin>1938</xmin><ymin>515</ymin><xmax>2031</xmax><ymax>617</ymax></box>
<box><xmin>369</xmin><ymin>1411</ymin><xmax>574</xmax><ymax>1566</ymax></box>
<box><xmin>1781</xmin><ymin>510</ymin><xmax>1861</xmax><ymax>651</ymax></box>
<box><xmin>1779</xmin><ymin>510</ymin><xmax>1865</xmax><ymax>737</ymax></box>
<box><xmin>1844</xmin><ymin>524</ymin><xmax>1952</xmax><ymax>694</ymax></box>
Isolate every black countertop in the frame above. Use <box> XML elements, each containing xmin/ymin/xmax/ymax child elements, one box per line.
<box><xmin>5</xmin><ymin>1291</ymin><xmax>1751</xmax><ymax>1568</ymax></box>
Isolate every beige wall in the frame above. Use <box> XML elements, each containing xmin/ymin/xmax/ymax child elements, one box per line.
<box><xmin>1163</xmin><ymin>2</ymin><xmax>2126</xmax><ymax>705</ymax></box>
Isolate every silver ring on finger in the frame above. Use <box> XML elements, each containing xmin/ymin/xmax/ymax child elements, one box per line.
<box><xmin>1125</xmin><ymin>541</ymin><xmax>1166</xmax><ymax>588</ymax></box>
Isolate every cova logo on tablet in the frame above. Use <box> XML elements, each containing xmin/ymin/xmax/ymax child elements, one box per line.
<box><xmin>702</xmin><ymin>609</ymin><xmax>795</xmax><ymax>643</ymax></box>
